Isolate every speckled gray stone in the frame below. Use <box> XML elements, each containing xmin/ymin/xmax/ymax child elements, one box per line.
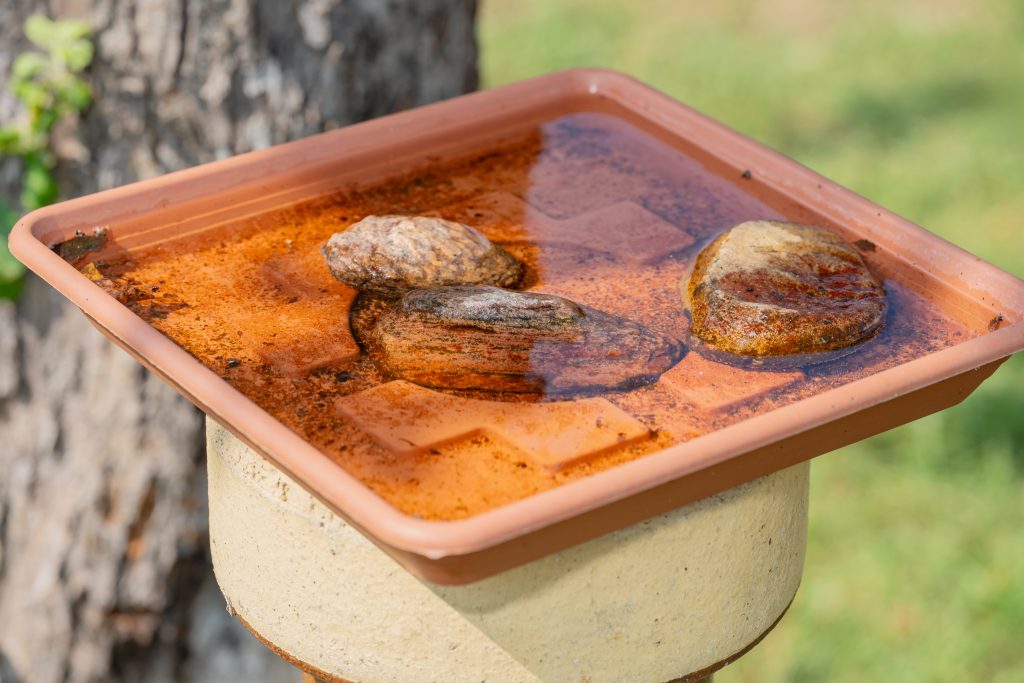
<box><xmin>323</xmin><ymin>215</ymin><xmax>523</xmax><ymax>293</ymax></box>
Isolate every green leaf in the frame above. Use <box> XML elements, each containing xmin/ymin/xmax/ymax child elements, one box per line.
<box><xmin>0</xmin><ymin>200</ymin><xmax>26</xmax><ymax>298</ymax></box>
<box><xmin>34</xmin><ymin>107</ymin><xmax>60</xmax><ymax>133</ymax></box>
<box><xmin>11</xmin><ymin>52</ymin><xmax>48</xmax><ymax>81</ymax></box>
<box><xmin>0</xmin><ymin>16</ymin><xmax>95</xmax><ymax>300</ymax></box>
<box><xmin>12</xmin><ymin>80</ymin><xmax>50</xmax><ymax>110</ymax></box>
<box><xmin>0</xmin><ymin>200</ymin><xmax>17</xmax><ymax>233</ymax></box>
<box><xmin>0</xmin><ymin>276</ymin><xmax>25</xmax><ymax>300</ymax></box>
<box><xmin>53</xmin><ymin>19</ymin><xmax>92</xmax><ymax>45</ymax></box>
<box><xmin>23</xmin><ymin>15</ymin><xmax>57</xmax><ymax>51</ymax></box>
<box><xmin>0</xmin><ymin>127</ymin><xmax>22</xmax><ymax>154</ymax></box>
<box><xmin>24</xmin><ymin>17</ymin><xmax>91</xmax><ymax>56</ymax></box>
<box><xmin>0</xmin><ymin>244</ymin><xmax>26</xmax><ymax>286</ymax></box>
<box><xmin>21</xmin><ymin>155</ymin><xmax>58</xmax><ymax>210</ymax></box>
<box><xmin>61</xmin><ymin>39</ymin><xmax>94</xmax><ymax>72</ymax></box>
<box><xmin>58</xmin><ymin>78</ymin><xmax>91</xmax><ymax>111</ymax></box>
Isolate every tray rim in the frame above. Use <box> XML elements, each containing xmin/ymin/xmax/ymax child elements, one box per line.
<box><xmin>10</xmin><ymin>68</ymin><xmax>1024</xmax><ymax>578</ymax></box>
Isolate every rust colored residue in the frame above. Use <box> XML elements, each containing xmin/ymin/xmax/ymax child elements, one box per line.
<box><xmin>337</xmin><ymin>381</ymin><xmax>652</xmax><ymax>473</ymax></box>
<box><xmin>83</xmin><ymin>113</ymin><xmax>975</xmax><ymax>520</ymax></box>
<box><xmin>661</xmin><ymin>354</ymin><xmax>802</xmax><ymax>412</ymax></box>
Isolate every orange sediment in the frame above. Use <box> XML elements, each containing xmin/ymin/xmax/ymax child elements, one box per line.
<box><xmin>86</xmin><ymin>112</ymin><xmax>973</xmax><ymax>520</ymax></box>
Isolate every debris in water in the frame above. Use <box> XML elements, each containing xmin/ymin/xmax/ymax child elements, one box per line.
<box><xmin>53</xmin><ymin>226</ymin><xmax>109</xmax><ymax>264</ymax></box>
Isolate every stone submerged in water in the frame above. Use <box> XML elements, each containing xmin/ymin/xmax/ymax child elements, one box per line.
<box><xmin>323</xmin><ymin>215</ymin><xmax>524</xmax><ymax>293</ymax></box>
<box><xmin>685</xmin><ymin>220</ymin><xmax>886</xmax><ymax>356</ymax></box>
<box><xmin>365</xmin><ymin>286</ymin><xmax>685</xmax><ymax>396</ymax></box>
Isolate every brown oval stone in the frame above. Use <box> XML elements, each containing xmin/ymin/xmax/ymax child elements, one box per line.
<box><xmin>365</xmin><ymin>286</ymin><xmax>685</xmax><ymax>396</ymax></box>
<box><xmin>323</xmin><ymin>215</ymin><xmax>523</xmax><ymax>293</ymax></box>
<box><xmin>685</xmin><ymin>220</ymin><xmax>886</xmax><ymax>356</ymax></box>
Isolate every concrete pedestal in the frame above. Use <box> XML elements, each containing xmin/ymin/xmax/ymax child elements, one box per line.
<box><xmin>207</xmin><ymin>418</ymin><xmax>809</xmax><ymax>682</ymax></box>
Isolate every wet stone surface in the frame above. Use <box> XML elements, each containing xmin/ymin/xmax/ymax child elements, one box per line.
<box><xmin>366</xmin><ymin>285</ymin><xmax>686</xmax><ymax>397</ymax></box>
<box><xmin>323</xmin><ymin>214</ymin><xmax>524</xmax><ymax>294</ymax></box>
<box><xmin>685</xmin><ymin>220</ymin><xmax>887</xmax><ymax>356</ymax></box>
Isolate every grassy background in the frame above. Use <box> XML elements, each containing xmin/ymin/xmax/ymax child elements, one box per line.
<box><xmin>480</xmin><ymin>1</ymin><xmax>1024</xmax><ymax>681</ymax></box>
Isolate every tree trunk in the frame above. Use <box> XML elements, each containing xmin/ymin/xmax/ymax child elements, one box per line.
<box><xmin>0</xmin><ymin>1</ymin><xmax>478</xmax><ymax>681</ymax></box>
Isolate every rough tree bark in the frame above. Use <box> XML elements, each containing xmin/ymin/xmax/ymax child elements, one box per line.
<box><xmin>0</xmin><ymin>1</ymin><xmax>478</xmax><ymax>681</ymax></box>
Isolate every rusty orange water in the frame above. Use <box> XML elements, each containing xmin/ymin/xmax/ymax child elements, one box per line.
<box><xmin>88</xmin><ymin>112</ymin><xmax>974</xmax><ymax>519</ymax></box>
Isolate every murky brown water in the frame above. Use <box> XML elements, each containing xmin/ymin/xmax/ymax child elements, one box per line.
<box><xmin>87</xmin><ymin>112</ymin><xmax>976</xmax><ymax>519</ymax></box>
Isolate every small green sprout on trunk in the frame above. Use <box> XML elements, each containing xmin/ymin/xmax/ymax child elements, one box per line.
<box><xmin>0</xmin><ymin>15</ymin><xmax>93</xmax><ymax>299</ymax></box>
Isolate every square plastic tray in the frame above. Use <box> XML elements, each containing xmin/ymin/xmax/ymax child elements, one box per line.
<box><xmin>11</xmin><ymin>69</ymin><xmax>1024</xmax><ymax>583</ymax></box>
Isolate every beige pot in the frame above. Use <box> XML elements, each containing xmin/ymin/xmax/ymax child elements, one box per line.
<box><xmin>207</xmin><ymin>418</ymin><xmax>809</xmax><ymax>683</ymax></box>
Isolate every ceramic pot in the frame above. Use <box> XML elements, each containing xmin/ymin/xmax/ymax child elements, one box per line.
<box><xmin>208</xmin><ymin>418</ymin><xmax>809</xmax><ymax>683</ymax></box>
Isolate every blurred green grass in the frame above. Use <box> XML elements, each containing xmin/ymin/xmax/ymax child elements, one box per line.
<box><xmin>481</xmin><ymin>1</ymin><xmax>1024</xmax><ymax>681</ymax></box>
